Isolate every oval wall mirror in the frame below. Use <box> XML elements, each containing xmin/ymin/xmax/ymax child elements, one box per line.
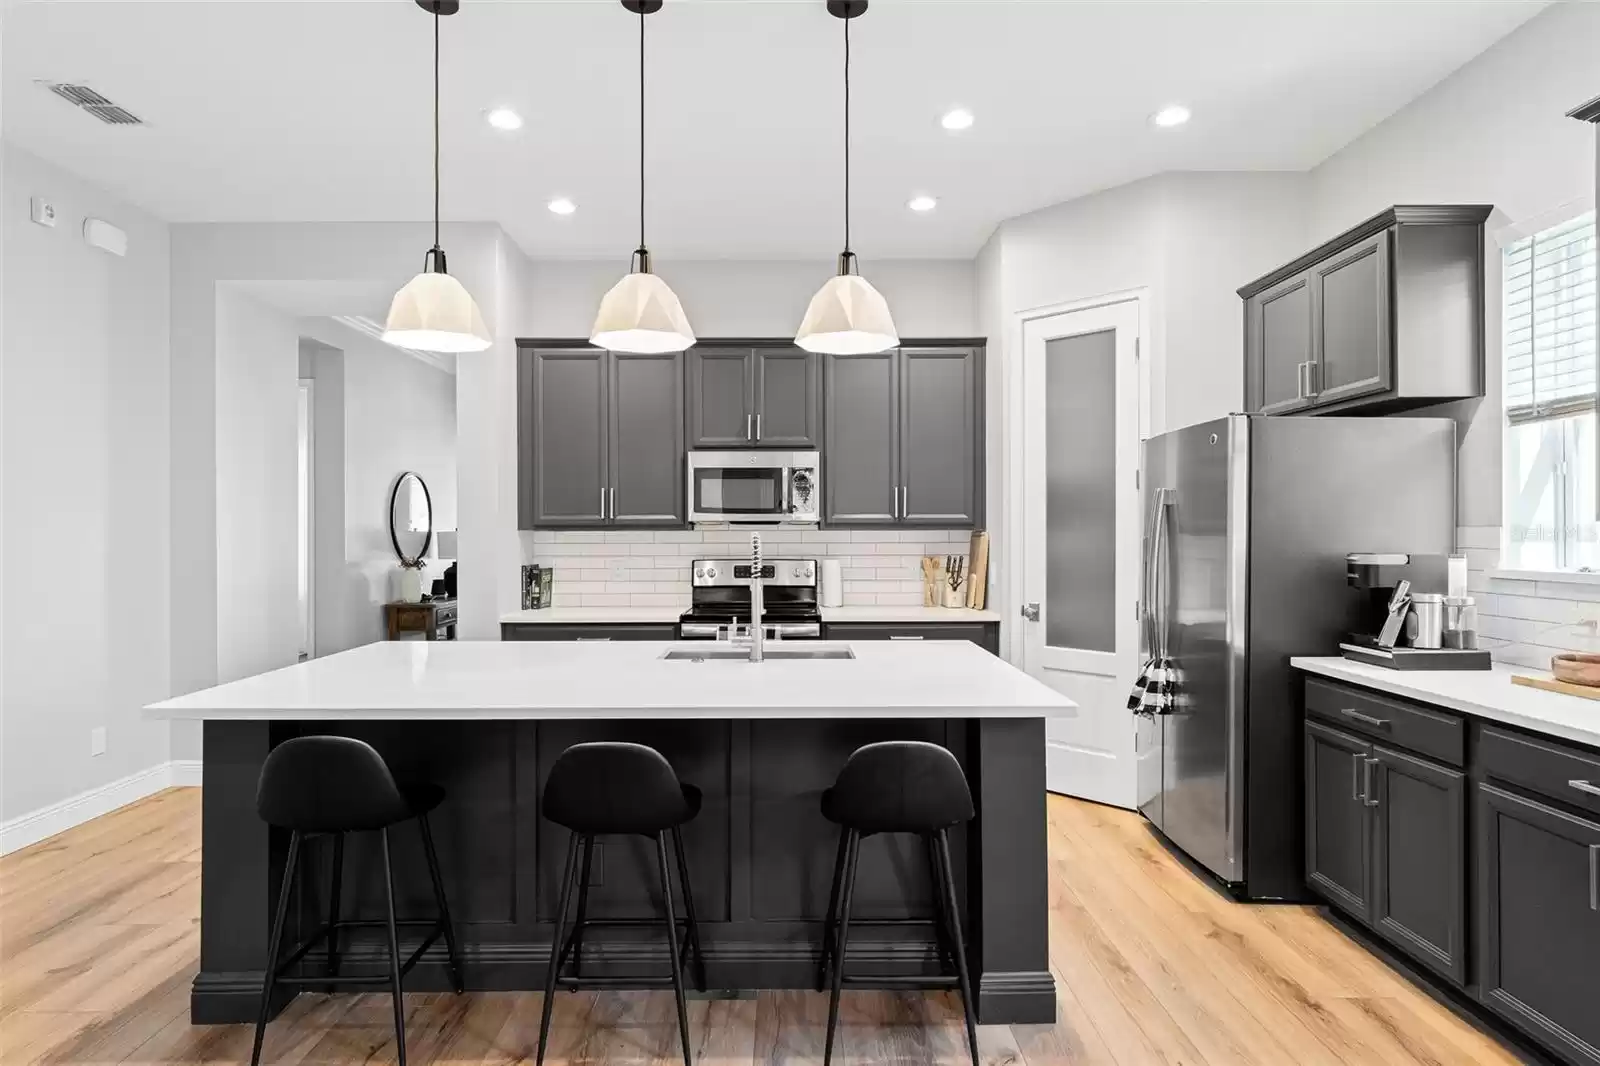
<box><xmin>389</xmin><ymin>471</ymin><xmax>434</xmax><ymax>567</ymax></box>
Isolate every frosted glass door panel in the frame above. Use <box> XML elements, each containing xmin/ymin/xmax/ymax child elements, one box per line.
<box><xmin>1045</xmin><ymin>329</ymin><xmax>1117</xmax><ymax>653</ymax></box>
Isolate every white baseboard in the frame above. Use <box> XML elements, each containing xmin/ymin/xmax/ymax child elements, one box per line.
<box><xmin>0</xmin><ymin>759</ymin><xmax>203</xmax><ymax>856</ymax></box>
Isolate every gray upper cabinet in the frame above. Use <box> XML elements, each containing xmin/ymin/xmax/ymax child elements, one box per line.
<box><xmin>521</xmin><ymin>347</ymin><xmax>609</xmax><ymax>528</ymax></box>
<box><xmin>688</xmin><ymin>348</ymin><xmax>754</xmax><ymax>447</ymax></box>
<box><xmin>1248</xmin><ymin>274</ymin><xmax>1313</xmax><ymax>415</ymax></box>
<box><xmin>610</xmin><ymin>351</ymin><xmax>685</xmax><ymax>526</ymax></box>
<box><xmin>1242</xmin><ymin>205</ymin><xmax>1490</xmax><ymax>416</ymax></box>
<box><xmin>900</xmin><ymin>347</ymin><xmax>980</xmax><ymax>526</ymax></box>
<box><xmin>519</xmin><ymin>345</ymin><xmax>685</xmax><ymax>530</ymax></box>
<box><xmin>1477</xmin><ymin>783</ymin><xmax>1600</xmax><ymax>1066</ymax></box>
<box><xmin>688</xmin><ymin>347</ymin><xmax>820</xmax><ymax>449</ymax></box>
<box><xmin>823</xmin><ymin>344</ymin><xmax>984</xmax><ymax>529</ymax></box>
<box><xmin>823</xmin><ymin>348</ymin><xmax>899</xmax><ymax>526</ymax></box>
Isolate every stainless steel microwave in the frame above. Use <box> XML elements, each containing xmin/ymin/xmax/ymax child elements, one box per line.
<box><xmin>686</xmin><ymin>451</ymin><xmax>820</xmax><ymax>526</ymax></box>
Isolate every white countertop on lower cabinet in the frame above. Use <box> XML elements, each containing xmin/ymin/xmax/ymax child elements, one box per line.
<box><xmin>819</xmin><ymin>606</ymin><xmax>1001</xmax><ymax>623</ymax></box>
<box><xmin>1291</xmin><ymin>656</ymin><xmax>1600</xmax><ymax>749</ymax></box>
<box><xmin>501</xmin><ymin>607</ymin><xmax>684</xmax><ymax>625</ymax></box>
<box><xmin>145</xmin><ymin>639</ymin><xmax>1074</xmax><ymax>722</ymax></box>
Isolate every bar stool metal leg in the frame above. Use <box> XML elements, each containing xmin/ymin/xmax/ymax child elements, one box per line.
<box><xmin>655</xmin><ymin>832</ymin><xmax>694</xmax><ymax>1066</ymax></box>
<box><xmin>817</xmin><ymin>829</ymin><xmax>849</xmax><ymax>992</ymax></box>
<box><xmin>934</xmin><ymin>829</ymin><xmax>979</xmax><ymax>1066</ymax></box>
<box><xmin>566</xmin><ymin>835</ymin><xmax>594</xmax><ymax>978</ymax></box>
<box><xmin>250</xmin><ymin>831</ymin><xmax>301</xmax><ymax>1066</ymax></box>
<box><xmin>822</xmin><ymin>829</ymin><xmax>860</xmax><ymax>1066</ymax></box>
<box><xmin>379</xmin><ymin>828</ymin><xmax>409</xmax><ymax>1066</ymax></box>
<box><xmin>417</xmin><ymin>812</ymin><xmax>465</xmax><ymax>994</ymax></box>
<box><xmin>325</xmin><ymin>833</ymin><xmax>344</xmax><ymax>993</ymax></box>
<box><xmin>535</xmin><ymin>832</ymin><xmax>581</xmax><ymax>1066</ymax></box>
<box><xmin>670</xmin><ymin>827</ymin><xmax>708</xmax><ymax>992</ymax></box>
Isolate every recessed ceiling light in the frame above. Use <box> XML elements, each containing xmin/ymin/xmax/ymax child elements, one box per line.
<box><xmin>486</xmin><ymin>107</ymin><xmax>523</xmax><ymax>131</ymax></box>
<box><xmin>908</xmin><ymin>195</ymin><xmax>938</xmax><ymax>213</ymax></box>
<box><xmin>1151</xmin><ymin>104</ymin><xmax>1191</xmax><ymax>129</ymax></box>
<box><xmin>547</xmin><ymin>197</ymin><xmax>576</xmax><ymax>216</ymax></box>
<box><xmin>940</xmin><ymin>108</ymin><xmax>974</xmax><ymax>132</ymax></box>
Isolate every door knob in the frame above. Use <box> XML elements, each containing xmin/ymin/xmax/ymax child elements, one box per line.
<box><xmin>1021</xmin><ymin>603</ymin><xmax>1040</xmax><ymax>622</ymax></box>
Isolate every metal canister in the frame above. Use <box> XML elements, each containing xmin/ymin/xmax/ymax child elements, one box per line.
<box><xmin>1407</xmin><ymin>592</ymin><xmax>1446</xmax><ymax>649</ymax></box>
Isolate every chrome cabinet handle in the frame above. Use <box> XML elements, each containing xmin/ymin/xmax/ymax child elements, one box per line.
<box><xmin>1306</xmin><ymin>360</ymin><xmax>1320</xmax><ymax>397</ymax></box>
<box><xmin>575</xmin><ymin>637</ymin><xmax>612</xmax><ymax>642</ymax></box>
<box><xmin>600</xmin><ymin>487</ymin><xmax>608</xmax><ymax>520</ymax></box>
<box><xmin>1362</xmin><ymin>757</ymin><xmax>1379</xmax><ymax>807</ymax></box>
<box><xmin>1296</xmin><ymin>361</ymin><xmax>1307</xmax><ymax>400</ymax></box>
<box><xmin>889</xmin><ymin>634</ymin><xmax>924</xmax><ymax>640</ymax></box>
<box><xmin>1340</xmin><ymin>708</ymin><xmax>1390</xmax><ymax>729</ymax></box>
<box><xmin>1569</xmin><ymin>779</ymin><xmax>1600</xmax><ymax>798</ymax></box>
<box><xmin>1352</xmin><ymin>752</ymin><xmax>1365</xmax><ymax>802</ymax></box>
<box><xmin>747</xmin><ymin>414</ymin><xmax>754</xmax><ymax>441</ymax></box>
<box><xmin>1590</xmin><ymin>844</ymin><xmax>1599</xmax><ymax>912</ymax></box>
<box><xmin>755</xmin><ymin>413</ymin><xmax>762</xmax><ymax>440</ymax></box>
<box><xmin>609</xmin><ymin>487</ymin><xmax>616</xmax><ymax>520</ymax></box>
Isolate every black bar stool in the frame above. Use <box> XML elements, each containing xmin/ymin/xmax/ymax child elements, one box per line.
<box><xmin>817</xmin><ymin>740</ymin><xmax>979</xmax><ymax>1066</ymax></box>
<box><xmin>251</xmin><ymin>736</ymin><xmax>463</xmax><ymax>1066</ymax></box>
<box><xmin>535</xmin><ymin>741</ymin><xmax>707</xmax><ymax>1066</ymax></box>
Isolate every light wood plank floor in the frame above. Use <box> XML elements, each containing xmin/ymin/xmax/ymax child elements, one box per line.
<box><xmin>0</xmin><ymin>787</ymin><xmax>1526</xmax><ymax>1065</ymax></box>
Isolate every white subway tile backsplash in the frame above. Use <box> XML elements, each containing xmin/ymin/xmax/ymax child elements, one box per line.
<box><xmin>1457</xmin><ymin>525</ymin><xmax>1600</xmax><ymax>668</ymax></box>
<box><xmin>524</xmin><ymin>528</ymin><xmax>971</xmax><ymax>611</ymax></box>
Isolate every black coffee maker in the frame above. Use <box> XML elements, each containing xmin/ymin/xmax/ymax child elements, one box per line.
<box><xmin>1342</xmin><ymin>553</ymin><xmax>1487</xmax><ymax>669</ymax></box>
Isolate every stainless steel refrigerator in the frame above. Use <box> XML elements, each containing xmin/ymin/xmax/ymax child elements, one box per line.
<box><xmin>1136</xmin><ymin>413</ymin><xmax>1455</xmax><ymax>900</ymax></box>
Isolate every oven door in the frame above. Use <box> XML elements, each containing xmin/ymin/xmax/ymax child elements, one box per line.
<box><xmin>688</xmin><ymin>463</ymin><xmax>790</xmax><ymax>523</ymax></box>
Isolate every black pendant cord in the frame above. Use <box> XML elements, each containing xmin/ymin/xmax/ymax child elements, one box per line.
<box><xmin>842</xmin><ymin>13</ymin><xmax>851</xmax><ymax>260</ymax></box>
<box><xmin>638</xmin><ymin>6</ymin><xmax>647</xmax><ymax>257</ymax></box>
<box><xmin>433</xmin><ymin>7</ymin><xmax>441</xmax><ymax>256</ymax></box>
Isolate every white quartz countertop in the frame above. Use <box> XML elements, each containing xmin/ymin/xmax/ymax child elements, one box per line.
<box><xmin>820</xmin><ymin>606</ymin><xmax>1001</xmax><ymax>623</ymax></box>
<box><xmin>146</xmin><ymin>640</ymin><xmax>1075</xmax><ymax>721</ymax></box>
<box><xmin>499</xmin><ymin>606</ymin><xmax>1001</xmax><ymax>625</ymax></box>
<box><xmin>1291</xmin><ymin>657</ymin><xmax>1600</xmax><ymax>750</ymax></box>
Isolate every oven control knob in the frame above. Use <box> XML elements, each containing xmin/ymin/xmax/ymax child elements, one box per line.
<box><xmin>704</xmin><ymin>565</ymin><xmax>717</xmax><ymax>580</ymax></box>
<box><xmin>792</xmin><ymin>565</ymin><xmax>804</xmax><ymax>578</ymax></box>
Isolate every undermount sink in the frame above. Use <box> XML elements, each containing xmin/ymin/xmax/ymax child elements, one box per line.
<box><xmin>661</xmin><ymin>646</ymin><xmax>856</xmax><ymax>662</ymax></box>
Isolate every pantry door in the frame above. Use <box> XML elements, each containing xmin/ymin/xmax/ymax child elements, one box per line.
<box><xmin>1019</xmin><ymin>298</ymin><xmax>1143</xmax><ymax>808</ymax></box>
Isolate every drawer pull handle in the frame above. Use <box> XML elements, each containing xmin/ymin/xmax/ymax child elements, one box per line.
<box><xmin>1591</xmin><ymin>844</ymin><xmax>1599</xmax><ymax>913</ymax></box>
<box><xmin>1340</xmin><ymin>708</ymin><xmax>1390</xmax><ymax>729</ymax></box>
<box><xmin>1569</xmin><ymin>779</ymin><xmax>1600</xmax><ymax>798</ymax></box>
<box><xmin>1362</xmin><ymin>757</ymin><xmax>1379</xmax><ymax>808</ymax></box>
<box><xmin>575</xmin><ymin>637</ymin><xmax>612</xmax><ymax>642</ymax></box>
<box><xmin>888</xmin><ymin>634</ymin><xmax>924</xmax><ymax>640</ymax></box>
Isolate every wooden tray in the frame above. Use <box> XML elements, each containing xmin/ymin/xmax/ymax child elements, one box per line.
<box><xmin>1510</xmin><ymin>674</ymin><xmax>1600</xmax><ymax>701</ymax></box>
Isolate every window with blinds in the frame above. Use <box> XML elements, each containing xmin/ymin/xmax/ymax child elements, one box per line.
<box><xmin>1503</xmin><ymin>210</ymin><xmax>1598</xmax><ymax>424</ymax></box>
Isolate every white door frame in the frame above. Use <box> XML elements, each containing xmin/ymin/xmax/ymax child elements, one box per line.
<box><xmin>1003</xmin><ymin>288</ymin><xmax>1154</xmax><ymax>665</ymax></box>
<box><xmin>297</xmin><ymin>377</ymin><xmax>316</xmax><ymax>660</ymax></box>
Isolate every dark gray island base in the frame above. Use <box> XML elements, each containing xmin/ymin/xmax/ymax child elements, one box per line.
<box><xmin>194</xmin><ymin>715</ymin><xmax>1053</xmax><ymax>1025</ymax></box>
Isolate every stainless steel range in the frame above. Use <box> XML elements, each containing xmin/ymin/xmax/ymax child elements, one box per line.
<box><xmin>678</xmin><ymin>557</ymin><xmax>821</xmax><ymax>640</ymax></box>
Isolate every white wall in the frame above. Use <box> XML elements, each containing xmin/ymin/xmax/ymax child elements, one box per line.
<box><xmin>1</xmin><ymin>143</ymin><xmax>172</xmax><ymax>822</ymax></box>
<box><xmin>1307</xmin><ymin>1</ymin><xmax>1599</xmax><ymax>527</ymax></box>
<box><xmin>299</xmin><ymin>319</ymin><xmax>457</xmax><ymax>655</ymax></box>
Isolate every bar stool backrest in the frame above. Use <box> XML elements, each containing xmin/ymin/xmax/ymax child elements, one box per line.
<box><xmin>543</xmin><ymin>741</ymin><xmax>690</xmax><ymax>835</ymax></box>
<box><xmin>256</xmin><ymin>735</ymin><xmax>410</xmax><ymax>832</ymax></box>
<box><xmin>832</xmin><ymin>740</ymin><xmax>974</xmax><ymax>834</ymax></box>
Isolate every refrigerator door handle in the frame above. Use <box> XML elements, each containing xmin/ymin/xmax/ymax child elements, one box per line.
<box><xmin>1151</xmin><ymin>488</ymin><xmax>1174</xmax><ymax>662</ymax></box>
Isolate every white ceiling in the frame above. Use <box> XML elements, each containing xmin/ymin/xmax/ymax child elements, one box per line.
<box><xmin>3</xmin><ymin>0</ymin><xmax>1543</xmax><ymax>260</ymax></box>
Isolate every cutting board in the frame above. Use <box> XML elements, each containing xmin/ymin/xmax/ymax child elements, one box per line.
<box><xmin>1510</xmin><ymin>674</ymin><xmax>1600</xmax><ymax>701</ymax></box>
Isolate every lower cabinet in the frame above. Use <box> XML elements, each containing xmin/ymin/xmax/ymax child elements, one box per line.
<box><xmin>501</xmin><ymin>623</ymin><xmax>678</xmax><ymax>642</ymax></box>
<box><xmin>1477</xmin><ymin>783</ymin><xmax>1600</xmax><ymax>1066</ymax></box>
<box><xmin>823</xmin><ymin>622</ymin><xmax>999</xmax><ymax>656</ymax></box>
<box><xmin>1302</xmin><ymin>709</ymin><xmax>1468</xmax><ymax>987</ymax></box>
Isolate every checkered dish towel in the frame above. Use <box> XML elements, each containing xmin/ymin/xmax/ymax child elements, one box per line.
<box><xmin>1128</xmin><ymin>657</ymin><xmax>1174</xmax><ymax>717</ymax></box>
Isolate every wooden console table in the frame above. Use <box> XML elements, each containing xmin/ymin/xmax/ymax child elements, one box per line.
<box><xmin>384</xmin><ymin>598</ymin><xmax>458</xmax><ymax>641</ymax></box>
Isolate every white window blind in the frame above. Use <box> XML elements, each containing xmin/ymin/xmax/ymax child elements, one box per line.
<box><xmin>1504</xmin><ymin>210</ymin><xmax>1597</xmax><ymax>425</ymax></box>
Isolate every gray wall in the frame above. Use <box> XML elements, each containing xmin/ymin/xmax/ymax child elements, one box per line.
<box><xmin>1</xmin><ymin>144</ymin><xmax>173</xmax><ymax>821</ymax></box>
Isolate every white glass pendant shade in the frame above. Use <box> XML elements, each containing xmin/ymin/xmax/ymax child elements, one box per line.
<box><xmin>384</xmin><ymin>269</ymin><xmax>493</xmax><ymax>353</ymax></box>
<box><xmin>795</xmin><ymin>271</ymin><xmax>899</xmax><ymax>355</ymax></box>
<box><xmin>590</xmin><ymin>268</ymin><xmax>696</xmax><ymax>353</ymax></box>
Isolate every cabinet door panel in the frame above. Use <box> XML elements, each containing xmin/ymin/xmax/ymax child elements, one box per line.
<box><xmin>1249</xmin><ymin>275</ymin><xmax>1312</xmax><ymax>415</ymax></box>
<box><xmin>1304</xmin><ymin>719</ymin><xmax>1371</xmax><ymax>918</ymax></box>
<box><xmin>610</xmin><ymin>351</ymin><xmax>685</xmax><ymax>526</ymax></box>
<box><xmin>1477</xmin><ymin>783</ymin><xmax>1600</xmax><ymax>1066</ymax></box>
<box><xmin>1313</xmin><ymin>231</ymin><xmax>1392</xmax><ymax>406</ymax></box>
<box><xmin>900</xmin><ymin>347</ymin><xmax>980</xmax><ymax>526</ymax></box>
<box><xmin>754</xmin><ymin>348</ymin><xmax>819</xmax><ymax>448</ymax></box>
<box><xmin>1370</xmin><ymin>745</ymin><xmax>1466</xmax><ymax>986</ymax></box>
<box><xmin>689</xmin><ymin>349</ymin><xmax>754</xmax><ymax>448</ymax></box>
<box><xmin>526</xmin><ymin>348</ymin><xmax>609</xmax><ymax>527</ymax></box>
<box><xmin>823</xmin><ymin>351</ymin><xmax>898</xmax><ymax>525</ymax></box>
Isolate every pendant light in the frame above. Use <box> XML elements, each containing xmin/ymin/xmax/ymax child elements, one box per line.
<box><xmin>384</xmin><ymin>0</ymin><xmax>493</xmax><ymax>354</ymax></box>
<box><xmin>590</xmin><ymin>0</ymin><xmax>695</xmax><ymax>354</ymax></box>
<box><xmin>795</xmin><ymin>0</ymin><xmax>898</xmax><ymax>356</ymax></box>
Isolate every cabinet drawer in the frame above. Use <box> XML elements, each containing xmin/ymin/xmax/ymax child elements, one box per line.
<box><xmin>1480</xmin><ymin>725</ymin><xmax>1600</xmax><ymax>819</ymax></box>
<box><xmin>501</xmin><ymin>623</ymin><xmax>678</xmax><ymax>642</ymax></box>
<box><xmin>825</xmin><ymin>623</ymin><xmax>998</xmax><ymax>655</ymax></box>
<box><xmin>435</xmin><ymin>606</ymin><xmax>458</xmax><ymax>626</ymax></box>
<box><xmin>1305</xmin><ymin>679</ymin><xmax>1464</xmax><ymax>767</ymax></box>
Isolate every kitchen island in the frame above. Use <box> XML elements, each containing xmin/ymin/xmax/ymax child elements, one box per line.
<box><xmin>146</xmin><ymin>639</ymin><xmax>1073</xmax><ymax>1026</ymax></box>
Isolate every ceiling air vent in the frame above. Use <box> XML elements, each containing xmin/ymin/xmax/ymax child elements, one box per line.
<box><xmin>38</xmin><ymin>82</ymin><xmax>144</xmax><ymax>126</ymax></box>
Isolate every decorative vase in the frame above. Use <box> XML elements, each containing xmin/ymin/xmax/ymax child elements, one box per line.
<box><xmin>398</xmin><ymin>567</ymin><xmax>424</xmax><ymax>604</ymax></box>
